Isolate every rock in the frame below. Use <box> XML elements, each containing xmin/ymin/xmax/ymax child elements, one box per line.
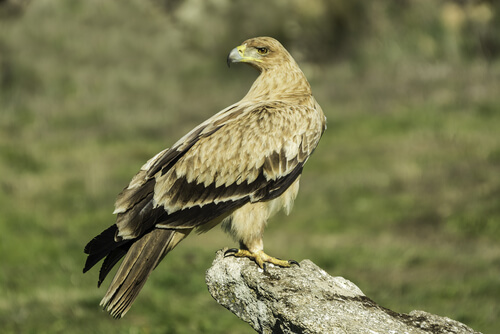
<box><xmin>205</xmin><ymin>249</ymin><xmax>481</xmax><ymax>334</ymax></box>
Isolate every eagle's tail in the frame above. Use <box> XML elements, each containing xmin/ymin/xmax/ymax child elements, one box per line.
<box><xmin>99</xmin><ymin>228</ymin><xmax>191</xmax><ymax>318</ymax></box>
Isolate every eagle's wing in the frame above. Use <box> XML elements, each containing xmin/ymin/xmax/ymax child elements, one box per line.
<box><xmin>113</xmin><ymin>100</ymin><xmax>324</xmax><ymax>240</ymax></box>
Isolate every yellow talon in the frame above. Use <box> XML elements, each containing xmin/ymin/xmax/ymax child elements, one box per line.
<box><xmin>224</xmin><ymin>248</ymin><xmax>299</xmax><ymax>269</ymax></box>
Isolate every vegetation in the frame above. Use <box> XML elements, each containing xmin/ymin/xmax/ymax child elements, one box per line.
<box><xmin>0</xmin><ymin>0</ymin><xmax>499</xmax><ymax>333</ymax></box>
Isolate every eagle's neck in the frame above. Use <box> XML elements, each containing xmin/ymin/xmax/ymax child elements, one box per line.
<box><xmin>243</xmin><ymin>65</ymin><xmax>313</xmax><ymax>104</ymax></box>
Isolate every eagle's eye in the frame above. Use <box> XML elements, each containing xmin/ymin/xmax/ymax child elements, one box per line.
<box><xmin>256</xmin><ymin>47</ymin><xmax>269</xmax><ymax>55</ymax></box>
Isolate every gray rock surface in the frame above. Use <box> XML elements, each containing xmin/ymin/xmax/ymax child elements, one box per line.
<box><xmin>206</xmin><ymin>249</ymin><xmax>481</xmax><ymax>334</ymax></box>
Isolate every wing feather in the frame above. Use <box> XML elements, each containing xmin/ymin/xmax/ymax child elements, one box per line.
<box><xmin>114</xmin><ymin>100</ymin><xmax>323</xmax><ymax>239</ymax></box>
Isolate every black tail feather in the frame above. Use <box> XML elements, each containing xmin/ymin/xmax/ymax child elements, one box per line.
<box><xmin>84</xmin><ymin>223</ymin><xmax>191</xmax><ymax>317</ymax></box>
<box><xmin>98</xmin><ymin>245</ymin><xmax>130</xmax><ymax>287</ymax></box>
<box><xmin>83</xmin><ymin>225</ymin><xmax>128</xmax><ymax>274</ymax></box>
<box><xmin>100</xmin><ymin>229</ymin><xmax>189</xmax><ymax>318</ymax></box>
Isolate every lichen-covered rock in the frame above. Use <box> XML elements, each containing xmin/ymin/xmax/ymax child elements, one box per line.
<box><xmin>206</xmin><ymin>249</ymin><xmax>481</xmax><ymax>334</ymax></box>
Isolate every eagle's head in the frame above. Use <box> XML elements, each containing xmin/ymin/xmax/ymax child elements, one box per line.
<box><xmin>227</xmin><ymin>36</ymin><xmax>295</xmax><ymax>72</ymax></box>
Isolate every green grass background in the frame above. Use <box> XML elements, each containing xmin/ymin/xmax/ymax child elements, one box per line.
<box><xmin>1</xmin><ymin>0</ymin><xmax>499</xmax><ymax>333</ymax></box>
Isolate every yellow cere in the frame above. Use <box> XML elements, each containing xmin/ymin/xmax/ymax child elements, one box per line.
<box><xmin>237</xmin><ymin>43</ymin><xmax>263</xmax><ymax>63</ymax></box>
<box><xmin>237</xmin><ymin>44</ymin><xmax>246</xmax><ymax>55</ymax></box>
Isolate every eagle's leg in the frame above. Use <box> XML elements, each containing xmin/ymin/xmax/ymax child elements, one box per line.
<box><xmin>224</xmin><ymin>248</ymin><xmax>299</xmax><ymax>269</ymax></box>
<box><xmin>222</xmin><ymin>197</ymin><xmax>301</xmax><ymax>269</ymax></box>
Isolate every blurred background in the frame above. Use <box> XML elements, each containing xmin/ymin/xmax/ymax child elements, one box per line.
<box><xmin>1</xmin><ymin>0</ymin><xmax>499</xmax><ymax>333</ymax></box>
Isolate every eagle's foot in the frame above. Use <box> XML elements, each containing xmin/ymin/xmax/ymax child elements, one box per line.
<box><xmin>224</xmin><ymin>248</ymin><xmax>299</xmax><ymax>270</ymax></box>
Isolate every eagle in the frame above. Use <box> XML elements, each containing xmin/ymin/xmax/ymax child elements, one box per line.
<box><xmin>83</xmin><ymin>36</ymin><xmax>326</xmax><ymax>318</ymax></box>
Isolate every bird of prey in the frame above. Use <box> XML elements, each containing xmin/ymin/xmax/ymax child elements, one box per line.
<box><xmin>83</xmin><ymin>36</ymin><xmax>326</xmax><ymax>318</ymax></box>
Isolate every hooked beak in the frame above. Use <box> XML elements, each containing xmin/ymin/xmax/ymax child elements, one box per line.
<box><xmin>227</xmin><ymin>44</ymin><xmax>246</xmax><ymax>67</ymax></box>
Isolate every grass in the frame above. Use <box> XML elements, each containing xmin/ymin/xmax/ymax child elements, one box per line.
<box><xmin>1</xmin><ymin>0</ymin><xmax>499</xmax><ymax>333</ymax></box>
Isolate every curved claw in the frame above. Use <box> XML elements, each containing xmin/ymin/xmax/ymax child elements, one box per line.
<box><xmin>288</xmin><ymin>259</ymin><xmax>300</xmax><ymax>267</ymax></box>
<box><xmin>224</xmin><ymin>248</ymin><xmax>240</xmax><ymax>257</ymax></box>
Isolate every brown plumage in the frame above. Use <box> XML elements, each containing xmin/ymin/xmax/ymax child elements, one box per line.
<box><xmin>83</xmin><ymin>36</ymin><xmax>326</xmax><ymax>318</ymax></box>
